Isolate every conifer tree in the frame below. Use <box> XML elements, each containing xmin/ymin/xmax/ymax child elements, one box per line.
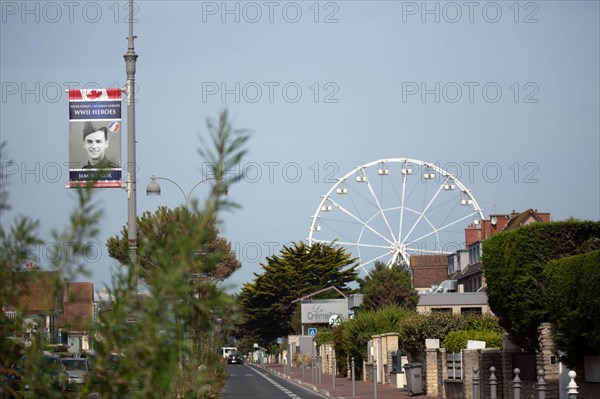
<box><xmin>238</xmin><ymin>241</ymin><xmax>358</xmax><ymax>346</ymax></box>
<box><xmin>358</xmin><ymin>261</ymin><xmax>418</xmax><ymax>312</ymax></box>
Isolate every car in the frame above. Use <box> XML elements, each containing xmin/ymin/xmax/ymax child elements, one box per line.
<box><xmin>61</xmin><ymin>357</ymin><xmax>90</xmax><ymax>389</ymax></box>
<box><xmin>227</xmin><ymin>352</ymin><xmax>243</xmax><ymax>365</ymax></box>
<box><xmin>2</xmin><ymin>354</ymin><xmax>68</xmax><ymax>398</ymax></box>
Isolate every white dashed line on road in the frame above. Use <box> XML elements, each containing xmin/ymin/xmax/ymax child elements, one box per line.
<box><xmin>253</xmin><ymin>367</ymin><xmax>303</xmax><ymax>399</ymax></box>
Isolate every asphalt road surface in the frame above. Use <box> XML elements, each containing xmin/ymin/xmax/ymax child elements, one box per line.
<box><xmin>221</xmin><ymin>364</ymin><xmax>326</xmax><ymax>399</ymax></box>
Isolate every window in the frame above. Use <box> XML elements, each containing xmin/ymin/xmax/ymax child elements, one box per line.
<box><xmin>431</xmin><ymin>308</ymin><xmax>452</xmax><ymax>313</ymax></box>
<box><xmin>460</xmin><ymin>307</ymin><xmax>482</xmax><ymax>315</ymax></box>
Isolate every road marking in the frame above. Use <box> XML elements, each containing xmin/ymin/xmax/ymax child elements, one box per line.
<box><xmin>253</xmin><ymin>368</ymin><xmax>303</xmax><ymax>399</ymax></box>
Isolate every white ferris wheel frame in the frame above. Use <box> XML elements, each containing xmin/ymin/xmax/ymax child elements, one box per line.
<box><xmin>307</xmin><ymin>158</ymin><xmax>484</xmax><ymax>272</ymax></box>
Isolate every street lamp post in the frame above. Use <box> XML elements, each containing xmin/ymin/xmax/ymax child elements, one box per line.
<box><xmin>124</xmin><ymin>0</ymin><xmax>138</xmax><ymax>282</ymax></box>
<box><xmin>145</xmin><ymin>175</ymin><xmax>224</xmax><ymax>207</ymax></box>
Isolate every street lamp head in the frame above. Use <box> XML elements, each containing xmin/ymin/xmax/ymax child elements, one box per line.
<box><xmin>146</xmin><ymin>176</ymin><xmax>161</xmax><ymax>196</ymax></box>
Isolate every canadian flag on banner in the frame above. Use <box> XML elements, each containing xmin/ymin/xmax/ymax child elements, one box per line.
<box><xmin>69</xmin><ymin>88</ymin><xmax>122</xmax><ymax>101</ymax></box>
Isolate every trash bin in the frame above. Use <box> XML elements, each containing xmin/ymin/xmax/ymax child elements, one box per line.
<box><xmin>403</xmin><ymin>362</ymin><xmax>423</xmax><ymax>396</ymax></box>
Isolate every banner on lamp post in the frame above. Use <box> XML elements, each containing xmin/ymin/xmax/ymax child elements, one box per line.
<box><xmin>68</xmin><ymin>88</ymin><xmax>122</xmax><ymax>188</ymax></box>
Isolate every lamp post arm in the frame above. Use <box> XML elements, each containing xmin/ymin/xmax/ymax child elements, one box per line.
<box><xmin>151</xmin><ymin>175</ymin><xmax>189</xmax><ymax>206</ymax></box>
<box><xmin>151</xmin><ymin>175</ymin><xmax>217</xmax><ymax>207</ymax></box>
<box><xmin>186</xmin><ymin>177</ymin><xmax>218</xmax><ymax>206</ymax></box>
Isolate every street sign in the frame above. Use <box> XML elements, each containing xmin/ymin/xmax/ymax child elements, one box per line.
<box><xmin>308</xmin><ymin>327</ymin><xmax>317</xmax><ymax>337</ymax></box>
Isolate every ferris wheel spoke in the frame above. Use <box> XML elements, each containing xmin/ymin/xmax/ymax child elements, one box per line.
<box><xmin>317</xmin><ymin>218</ymin><xmax>364</xmax><ymax>245</ymax></box>
<box><xmin>406</xmin><ymin>247</ymin><xmax>454</xmax><ymax>255</ymax></box>
<box><xmin>328</xmin><ymin>198</ymin><xmax>394</xmax><ymax>246</ymax></box>
<box><xmin>407</xmin><ymin>210</ymin><xmax>479</xmax><ymax>244</ymax></box>
<box><xmin>361</xmin><ymin>167</ymin><xmax>397</xmax><ymax>242</ymax></box>
<box><xmin>398</xmin><ymin>161</ymin><xmax>409</xmax><ymax>243</ymax></box>
<box><xmin>402</xmin><ymin>178</ymin><xmax>447</xmax><ymax>244</ymax></box>
<box><xmin>360</xmin><ymin>249</ymin><xmax>394</xmax><ymax>269</ymax></box>
<box><xmin>340</xmin><ymin>241</ymin><xmax>391</xmax><ymax>250</ymax></box>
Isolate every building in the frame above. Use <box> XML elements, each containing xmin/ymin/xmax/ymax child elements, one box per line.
<box><xmin>59</xmin><ymin>281</ymin><xmax>94</xmax><ymax>353</ymax></box>
<box><xmin>414</xmin><ymin>209</ymin><xmax>551</xmax><ymax>313</ymax></box>
<box><xmin>410</xmin><ymin>254</ymin><xmax>448</xmax><ymax>292</ymax></box>
<box><xmin>450</xmin><ymin>209</ymin><xmax>551</xmax><ymax>292</ymax></box>
<box><xmin>3</xmin><ymin>267</ymin><xmax>64</xmax><ymax>343</ymax></box>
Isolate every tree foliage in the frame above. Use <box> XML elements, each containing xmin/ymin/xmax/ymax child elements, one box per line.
<box><xmin>358</xmin><ymin>261</ymin><xmax>418</xmax><ymax>311</ymax></box>
<box><xmin>545</xmin><ymin>250</ymin><xmax>600</xmax><ymax>368</ymax></box>
<box><xmin>106</xmin><ymin>206</ymin><xmax>240</xmax><ymax>285</ymax></box>
<box><xmin>92</xmin><ymin>110</ymin><xmax>249</xmax><ymax>398</ymax></box>
<box><xmin>237</xmin><ymin>241</ymin><xmax>359</xmax><ymax>347</ymax></box>
<box><xmin>483</xmin><ymin>221</ymin><xmax>600</xmax><ymax>353</ymax></box>
<box><xmin>0</xmin><ymin>110</ymin><xmax>250</xmax><ymax>399</ymax></box>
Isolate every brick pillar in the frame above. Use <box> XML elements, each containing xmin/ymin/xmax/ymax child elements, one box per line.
<box><xmin>425</xmin><ymin>348</ymin><xmax>439</xmax><ymax>396</ymax></box>
<box><xmin>537</xmin><ymin>322</ymin><xmax>560</xmax><ymax>399</ymax></box>
<box><xmin>463</xmin><ymin>349</ymin><xmax>481</xmax><ymax>399</ymax></box>
<box><xmin>383</xmin><ymin>333</ymin><xmax>399</xmax><ymax>385</ymax></box>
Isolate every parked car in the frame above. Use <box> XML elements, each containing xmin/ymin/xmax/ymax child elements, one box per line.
<box><xmin>61</xmin><ymin>356</ymin><xmax>90</xmax><ymax>389</ymax></box>
<box><xmin>0</xmin><ymin>367</ymin><xmax>20</xmax><ymax>398</ymax></box>
<box><xmin>2</xmin><ymin>354</ymin><xmax>68</xmax><ymax>397</ymax></box>
<box><xmin>227</xmin><ymin>352</ymin><xmax>243</xmax><ymax>365</ymax></box>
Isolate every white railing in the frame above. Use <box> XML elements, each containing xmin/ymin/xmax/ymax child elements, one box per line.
<box><xmin>4</xmin><ymin>310</ymin><xmax>17</xmax><ymax>321</ymax></box>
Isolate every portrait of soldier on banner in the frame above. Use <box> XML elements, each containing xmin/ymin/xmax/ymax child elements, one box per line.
<box><xmin>69</xmin><ymin>120</ymin><xmax>121</xmax><ymax>170</ymax></box>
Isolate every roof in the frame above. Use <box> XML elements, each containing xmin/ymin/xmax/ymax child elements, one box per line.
<box><xmin>60</xmin><ymin>282</ymin><xmax>94</xmax><ymax>328</ymax></box>
<box><xmin>503</xmin><ymin>209</ymin><xmax>547</xmax><ymax>231</ymax></box>
<box><xmin>8</xmin><ymin>271</ymin><xmax>61</xmax><ymax>313</ymax></box>
<box><xmin>418</xmin><ymin>292</ymin><xmax>489</xmax><ymax>306</ymax></box>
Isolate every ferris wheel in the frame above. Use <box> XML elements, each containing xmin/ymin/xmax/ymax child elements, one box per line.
<box><xmin>308</xmin><ymin>158</ymin><xmax>484</xmax><ymax>275</ymax></box>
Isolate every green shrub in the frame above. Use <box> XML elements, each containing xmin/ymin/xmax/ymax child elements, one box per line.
<box><xmin>545</xmin><ymin>250</ymin><xmax>600</xmax><ymax>368</ymax></box>
<box><xmin>316</xmin><ymin>331</ymin><xmax>334</xmax><ymax>345</ymax></box>
<box><xmin>484</xmin><ymin>221</ymin><xmax>600</xmax><ymax>353</ymax></box>
<box><xmin>443</xmin><ymin>330</ymin><xmax>503</xmax><ymax>353</ymax></box>
<box><xmin>398</xmin><ymin>313</ymin><xmax>502</xmax><ymax>356</ymax></box>
<box><xmin>339</xmin><ymin>306</ymin><xmax>414</xmax><ymax>376</ymax></box>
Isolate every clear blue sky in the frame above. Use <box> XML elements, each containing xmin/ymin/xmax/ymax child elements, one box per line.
<box><xmin>1</xmin><ymin>1</ymin><xmax>599</xmax><ymax>292</ymax></box>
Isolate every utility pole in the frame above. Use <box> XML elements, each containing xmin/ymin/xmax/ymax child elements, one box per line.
<box><xmin>124</xmin><ymin>0</ymin><xmax>138</xmax><ymax>289</ymax></box>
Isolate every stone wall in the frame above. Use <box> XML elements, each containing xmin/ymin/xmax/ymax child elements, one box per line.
<box><xmin>368</xmin><ymin>321</ymin><xmax>600</xmax><ymax>398</ymax></box>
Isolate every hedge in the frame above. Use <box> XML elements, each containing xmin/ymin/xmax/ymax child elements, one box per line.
<box><xmin>483</xmin><ymin>221</ymin><xmax>600</xmax><ymax>353</ymax></box>
<box><xmin>545</xmin><ymin>250</ymin><xmax>600</xmax><ymax>368</ymax></box>
<box><xmin>443</xmin><ymin>330</ymin><xmax>504</xmax><ymax>353</ymax></box>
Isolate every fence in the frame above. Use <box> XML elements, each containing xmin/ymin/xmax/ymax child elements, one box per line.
<box><xmin>469</xmin><ymin>366</ymin><xmax>580</xmax><ymax>399</ymax></box>
<box><xmin>447</xmin><ymin>353</ymin><xmax>463</xmax><ymax>380</ymax></box>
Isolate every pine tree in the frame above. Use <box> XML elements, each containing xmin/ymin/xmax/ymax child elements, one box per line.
<box><xmin>358</xmin><ymin>261</ymin><xmax>419</xmax><ymax>312</ymax></box>
<box><xmin>238</xmin><ymin>241</ymin><xmax>358</xmax><ymax>346</ymax></box>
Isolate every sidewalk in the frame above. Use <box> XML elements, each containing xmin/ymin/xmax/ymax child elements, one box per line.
<box><xmin>260</xmin><ymin>362</ymin><xmax>438</xmax><ymax>399</ymax></box>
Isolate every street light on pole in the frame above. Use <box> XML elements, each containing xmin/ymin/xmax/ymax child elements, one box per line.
<box><xmin>146</xmin><ymin>175</ymin><xmax>226</xmax><ymax>208</ymax></box>
<box><xmin>124</xmin><ymin>0</ymin><xmax>138</xmax><ymax>290</ymax></box>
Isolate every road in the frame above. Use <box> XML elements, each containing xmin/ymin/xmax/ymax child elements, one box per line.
<box><xmin>221</xmin><ymin>364</ymin><xmax>326</xmax><ymax>399</ymax></box>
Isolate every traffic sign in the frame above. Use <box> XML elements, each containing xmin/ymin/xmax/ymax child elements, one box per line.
<box><xmin>277</xmin><ymin>337</ymin><xmax>283</xmax><ymax>344</ymax></box>
<box><xmin>308</xmin><ymin>327</ymin><xmax>317</xmax><ymax>337</ymax></box>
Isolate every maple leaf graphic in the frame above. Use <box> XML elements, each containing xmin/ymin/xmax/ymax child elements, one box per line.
<box><xmin>87</xmin><ymin>90</ymin><xmax>103</xmax><ymax>100</ymax></box>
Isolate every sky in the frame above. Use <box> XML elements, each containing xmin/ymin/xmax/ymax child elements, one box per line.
<box><xmin>1</xmin><ymin>0</ymin><xmax>599</xmax><ymax>293</ymax></box>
